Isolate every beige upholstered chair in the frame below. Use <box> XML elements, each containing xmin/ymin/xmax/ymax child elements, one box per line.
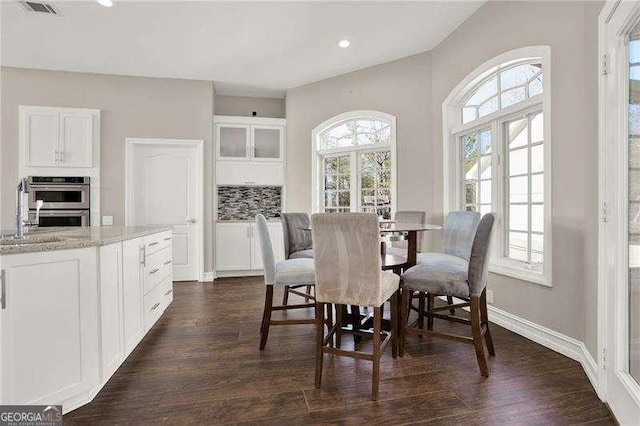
<box><xmin>400</xmin><ymin>213</ymin><xmax>496</xmax><ymax>376</ymax></box>
<box><xmin>385</xmin><ymin>211</ymin><xmax>426</xmax><ymax>258</ymax></box>
<box><xmin>311</xmin><ymin>212</ymin><xmax>400</xmax><ymax>400</ymax></box>
<box><xmin>281</xmin><ymin>213</ymin><xmax>315</xmax><ymax>305</ymax></box>
<box><xmin>255</xmin><ymin>214</ymin><xmax>316</xmax><ymax>350</ymax></box>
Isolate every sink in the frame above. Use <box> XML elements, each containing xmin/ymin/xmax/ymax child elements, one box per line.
<box><xmin>0</xmin><ymin>236</ymin><xmax>70</xmax><ymax>246</ymax></box>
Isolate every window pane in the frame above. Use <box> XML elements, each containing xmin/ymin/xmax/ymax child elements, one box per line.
<box><xmin>480</xmin><ymin>162</ymin><xmax>492</xmax><ymax>180</ymax></box>
<box><xmin>501</xmin><ymin>64</ymin><xmax>542</xmax><ymax>90</ymax></box>
<box><xmin>509</xmin><ymin>148</ymin><xmax>528</xmax><ymax>176</ymax></box>
<box><xmin>479</xmin><ymin>96</ymin><xmax>499</xmax><ymax>118</ymax></box>
<box><xmin>465</xmin><ymin>77</ymin><xmax>498</xmax><ymax>106</ymax></box>
<box><xmin>508</xmin><ymin>119</ymin><xmax>528</xmax><ymax>148</ymax></box>
<box><xmin>509</xmin><ymin>176</ymin><xmax>528</xmax><ymax>203</ymax></box>
<box><xmin>324</xmin><ymin>157</ymin><xmax>337</xmax><ymax>173</ymax></box>
<box><xmin>466</xmin><ymin>205</ymin><xmax>477</xmax><ymax>212</ymax></box>
<box><xmin>480</xmin><ymin>204</ymin><xmax>492</xmax><ymax>216</ymax></box>
<box><xmin>379</xmin><ymin>171</ymin><xmax>391</xmax><ymax>188</ymax></box>
<box><xmin>529</xmin><ymin>76</ymin><xmax>543</xmax><ymax>97</ymax></box>
<box><xmin>480</xmin><ymin>131</ymin><xmax>492</xmax><ymax>155</ymax></box>
<box><xmin>501</xmin><ymin>87</ymin><xmax>526</xmax><ymax>108</ymax></box>
<box><xmin>508</xmin><ymin>231</ymin><xmax>529</xmax><ymax>261</ymax></box>
<box><xmin>532</xmin><ymin>174</ymin><xmax>544</xmax><ymax>202</ymax></box>
<box><xmin>532</xmin><ymin>204</ymin><xmax>544</xmax><ymax>233</ymax></box>
<box><xmin>325</xmin><ymin>190</ymin><xmax>336</xmax><ymax>207</ymax></box>
<box><xmin>464</xmin><ymin>134</ymin><xmax>478</xmax><ymax>160</ymax></box>
<box><xmin>325</xmin><ymin>175</ymin><xmax>336</xmax><ymax>190</ymax></box>
<box><xmin>338</xmin><ymin>191</ymin><xmax>350</xmax><ymax>207</ymax></box>
<box><xmin>630</xmin><ymin>202</ymin><xmax>640</xmax><ymax>234</ymax></box>
<box><xmin>480</xmin><ymin>180</ymin><xmax>492</xmax><ymax>204</ymax></box>
<box><xmin>509</xmin><ymin>204</ymin><xmax>528</xmax><ymax>232</ymax></box>
<box><xmin>531</xmin><ymin>144</ymin><xmax>544</xmax><ymax>173</ymax></box>
<box><xmin>339</xmin><ymin>175</ymin><xmax>350</xmax><ymax>190</ymax></box>
<box><xmin>632</xmin><ymin>65</ymin><xmax>640</xmax><ymax>81</ymax></box>
<box><xmin>531</xmin><ymin>234</ymin><xmax>544</xmax><ymax>264</ymax></box>
<box><xmin>465</xmin><ymin>181</ymin><xmax>478</xmax><ymax>204</ymax></box>
<box><xmin>531</xmin><ymin>113</ymin><xmax>544</xmax><ymax>142</ymax></box>
<box><xmin>462</xmin><ymin>107</ymin><xmax>477</xmax><ymax>124</ymax></box>
<box><xmin>338</xmin><ymin>156</ymin><xmax>350</xmax><ymax>173</ymax></box>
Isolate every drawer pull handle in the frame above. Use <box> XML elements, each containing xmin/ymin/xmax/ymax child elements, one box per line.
<box><xmin>149</xmin><ymin>242</ymin><xmax>159</xmax><ymax>247</ymax></box>
<box><xmin>165</xmin><ymin>288</ymin><xmax>173</xmax><ymax>296</ymax></box>
<box><xmin>164</xmin><ymin>259</ymin><xmax>172</xmax><ymax>265</ymax></box>
<box><xmin>164</xmin><ymin>237</ymin><xmax>172</xmax><ymax>241</ymax></box>
<box><xmin>151</xmin><ymin>302</ymin><xmax>160</xmax><ymax>311</ymax></box>
<box><xmin>149</xmin><ymin>268</ymin><xmax>160</xmax><ymax>275</ymax></box>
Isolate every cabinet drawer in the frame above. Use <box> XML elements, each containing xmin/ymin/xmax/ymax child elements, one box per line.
<box><xmin>143</xmin><ymin>246</ymin><xmax>171</xmax><ymax>294</ymax></box>
<box><xmin>216</xmin><ymin>161</ymin><xmax>283</xmax><ymax>186</ymax></box>
<box><xmin>161</xmin><ymin>277</ymin><xmax>173</xmax><ymax>310</ymax></box>
<box><xmin>143</xmin><ymin>283</ymin><xmax>164</xmax><ymax>332</ymax></box>
<box><xmin>144</xmin><ymin>230</ymin><xmax>172</xmax><ymax>256</ymax></box>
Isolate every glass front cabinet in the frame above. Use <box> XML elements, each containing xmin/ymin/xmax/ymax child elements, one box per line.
<box><xmin>215</xmin><ymin>117</ymin><xmax>284</xmax><ymax>162</ymax></box>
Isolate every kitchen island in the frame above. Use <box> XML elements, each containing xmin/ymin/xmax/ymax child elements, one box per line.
<box><xmin>0</xmin><ymin>226</ymin><xmax>173</xmax><ymax>413</ymax></box>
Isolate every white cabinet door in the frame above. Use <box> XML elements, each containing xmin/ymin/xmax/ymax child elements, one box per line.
<box><xmin>215</xmin><ymin>223</ymin><xmax>251</xmax><ymax>271</ymax></box>
<box><xmin>251</xmin><ymin>125</ymin><xmax>283</xmax><ymax>161</ymax></box>
<box><xmin>59</xmin><ymin>111</ymin><xmax>93</xmax><ymax>167</ymax></box>
<box><xmin>0</xmin><ymin>249</ymin><xmax>100</xmax><ymax>406</ymax></box>
<box><xmin>216</xmin><ymin>124</ymin><xmax>250</xmax><ymax>160</ymax></box>
<box><xmin>99</xmin><ymin>243</ymin><xmax>124</xmax><ymax>382</ymax></box>
<box><xmin>250</xmin><ymin>222</ymin><xmax>285</xmax><ymax>270</ymax></box>
<box><xmin>21</xmin><ymin>108</ymin><xmax>59</xmax><ymax>167</ymax></box>
<box><xmin>216</xmin><ymin>161</ymin><xmax>284</xmax><ymax>186</ymax></box>
<box><xmin>122</xmin><ymin>238</ymin><xmax>144</xmax><ymax>356</ymax></box>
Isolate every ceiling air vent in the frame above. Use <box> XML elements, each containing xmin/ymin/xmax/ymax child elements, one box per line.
<box><xmin>18</xmin><ymin>1</ymin><xmax>59</xmax><ymax>15</ymax></box>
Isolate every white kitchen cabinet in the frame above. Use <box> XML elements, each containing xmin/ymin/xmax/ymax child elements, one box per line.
<box><xmin>0</xmin><ymin>248</ymin><xmax>100</xmax><ymax>407</ymax></box>
<box><xmin>20</xmin><ymin>106</ymin><xmax>99</xmax><ymax>168</ymax></box>
<box><xmin>99</xmin><ymin>243</ymin><xmax>125</xmax><ymax>382</ymax></box>
<box><xmin>216</xmin><ymin>222</ymin><xmax>284</xmax><ymax>273</ymax></box>
<box><xmin>122</xmin><ymin>238</ymin><xmax>145</xmax><ymax>356</ymax></box>
<box><xmin>216</xmin><ymin>161</ymin><xmax>284</xmax><ymax>186</ymax></box>
<box><xmin>214</xmin><ymin>116</ymin><xmax>285</xmax><ymax>164</ymax></box>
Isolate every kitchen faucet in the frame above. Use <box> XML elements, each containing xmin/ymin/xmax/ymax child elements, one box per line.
<box><xmin>16</xmin><ymin>178</ymin><xmax>43</xmax><ymax>238</ymax></box>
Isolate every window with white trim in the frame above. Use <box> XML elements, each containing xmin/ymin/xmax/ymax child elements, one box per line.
<box><xmin>444</xmin><ymin>47</ymin><xmax>552</xmax><ymax>286</ymax></box>
<box><xmin>312</xmin><ymin>112</ymin><xmax>397</xmax><ymax>219</ymax></box>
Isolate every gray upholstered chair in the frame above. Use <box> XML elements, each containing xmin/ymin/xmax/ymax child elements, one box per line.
<box><xmin>400</xmin><ymin>213</ymin><xmax>496</xmax><ymax>377</ymax></box>
<box><xmin>385</xmin><ymin>211</ymin><xmax>426</xmax><ymax>258</ymax></box>
<box><xmin>281</xmin><ymin>213</ymin><xmax>314</xmax><ymax>305</ymax></box>
<box><xmin>255</xmin><ymin>214</ymin><xmax>316</xmax><ymax>350</ymax></box>
<box><xmin>412</xmin><ymin>211</ymin><xmax>481</xmax><ymax>321</ymax></box>
<box><xmin>311</xmin><ymin>212</ymin><xmax>400</xmax><ymax>400</ymax></box>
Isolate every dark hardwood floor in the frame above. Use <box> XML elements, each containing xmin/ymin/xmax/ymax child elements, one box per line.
<box><xmin>64</xmin><ymin>277</ymin><xmax>615</xmax><ymax>425</ymax></box>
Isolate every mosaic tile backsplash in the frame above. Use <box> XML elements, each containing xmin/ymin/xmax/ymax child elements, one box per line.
<box><xmin>217</xmin><ymin>186</ymin><xmax>282</xmax><ymax>220</ymax></box>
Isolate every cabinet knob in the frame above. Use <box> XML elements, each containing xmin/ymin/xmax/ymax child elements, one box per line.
<box><xmin>187</xmin><ymin>218</ymin><xmax>197</xmax><ymax>224</ymax></box>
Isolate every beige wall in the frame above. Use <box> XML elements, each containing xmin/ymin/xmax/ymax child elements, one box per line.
<box><xmin>215</xmin><ymin>95</ymin><xmax>285</xmax><ymax>118</ymax></box>
<box><xmin>285</xmin><ymin>1</ymin><xmax>602</xmax><ymax>357</ymax></box>
<box><xmin>0</xmin><ymin>67</ymin><xmax>216</xmax><ymax>272</ymax></box>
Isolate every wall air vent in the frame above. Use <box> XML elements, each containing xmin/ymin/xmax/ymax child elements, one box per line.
<box><xmin>18</xmin><ymin>1</ymin><xmax>59</xmax><ymax>15</ymax></box>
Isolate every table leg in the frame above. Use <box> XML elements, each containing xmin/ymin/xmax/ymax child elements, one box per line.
<box><xmin>406</xmin><ymin>231</ymin><xmax>417</xmax><ymax>267</ymax></box>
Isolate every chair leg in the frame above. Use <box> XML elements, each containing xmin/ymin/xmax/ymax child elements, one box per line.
<box><xmin>400</xmin><ymin>288</ymin><xmax>411</xmax><ymax>357</ymax></box>
<box><xmin>447</xmin><ymin>295</ymin><xmax>455</xmax><ymax>315</ymax></box>
<box><xmin>390</xmin><ymin>290</ymin><xmax>398</xmax><ymax>358</ymax></box>
<box><xmin>470</xmin><ymin>297</ymin><xmax>489</xmax><ymax>377</ymax></box>
<box><xmin>480</xmin><ymin>289</ymin><xmax>495</xmax><ymax>356</ymax></box>
<box><xmin>417</xmin><ymin>293</ymin><xmax>425</xmax><ymax>329</ymax></box>
<box><xmin>372</xmin><ymin>306</ymin><xmax>382</xmax><ymax>401</ymax></box>
<box><xmin>282</xmin><ymin>285</ymin><xmax>290</xmax><ymax>305</ymax></box>
<box><xmin>351</xmin><ymin>305</ymin><xmax>361</xmax><ymax>343</ymax></box>
<box><xmin>259</xmin><ymin>286</ymin><xmax>274</xmax><ymax>350</ymax></box>
<box><xmin>336</xmin><ymin>304</ymin><xmax>344</xmax><ymax>348</ymax></box>
<box><xmin>306</xmin><ymin>285</ymin><xmax>312</xmax><ymax>302</ymax></box>
<box><xmin>315</xmin><ymin>302</ymin><xmax>325</xmax><ymax>389</ymax></box>
<box><xmin>427</xmin><ymin>293</ymin><xmax>434</xmax><ymax>331</ymax></box>
<box><xmin>325</xmin><ymin>303</ymin><xmax>334</xmax><ymax>347</ymax></box>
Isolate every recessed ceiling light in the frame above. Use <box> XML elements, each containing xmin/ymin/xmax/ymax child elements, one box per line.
<box><xmin>96</xmin><ymin>0</ymin><xmax>113</xmax><ymax>7</ymax></box>
<box><xmin>338</xmin><ymin>40</ymin><xmax>351</xmax><ymax>48</ymax></box>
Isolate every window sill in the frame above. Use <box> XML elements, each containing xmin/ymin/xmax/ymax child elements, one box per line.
<box><xmin>489</xmin><ymin>261</ymin><xmax>551</xmax><ymax>287</ymax></box>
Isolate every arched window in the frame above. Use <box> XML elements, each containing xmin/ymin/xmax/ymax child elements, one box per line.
<box><xmin>312</xmin><ymin>111</ymin><xmax>397</xmax><ymax>219</ymax></box>
<box><xmin>443</xmin><ymin>46</ymin><xmax>552</xmax><ymax>287</ymax></box>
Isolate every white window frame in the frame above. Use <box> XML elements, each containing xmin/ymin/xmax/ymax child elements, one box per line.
<box><xmin>443</xmin><ymin>46</ymin><xmax>553</xmax><ymax>287</ymax></box>
<box><xmin>311</xmin><ymin>110</ymin><xmax>397</xmax><ymax>216</ymax></box>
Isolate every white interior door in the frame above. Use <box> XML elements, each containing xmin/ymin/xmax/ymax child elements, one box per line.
<box><xmin>127</xmin><ymin>139</ymin><xmax>203</xmax><ymax>281</ymax></box>
<box><xmin>600</xmin><ymin>1</ymin><xmax>640</xmax><ymax>423</ymax></box>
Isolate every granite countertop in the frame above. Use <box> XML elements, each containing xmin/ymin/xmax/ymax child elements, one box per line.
<box><xmin>0</xmin><ymin>226</ymin><xmax>172</xmax><ymax>256</ymax></box>
<box><xmin>216</xmin><ymin>219</ymin><xmax>281</xmax><ymax>223</ymax></box>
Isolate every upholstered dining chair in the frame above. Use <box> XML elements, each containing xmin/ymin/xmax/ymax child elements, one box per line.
<box><xmin>281</xmin><ymin>213</ymin><xmax>315</xmax><ymax>305</ymax></box>
<box><xmin>385</xmin><ymin>211</ymin><xmax>426</xmax><ymax>258</ymax></box>
<box><xmin>311</xmin><ymin>212</ymin><xmax>400</xmax><ymax>400</ymax></box>
<box><xmin>255</xmin><ymin>214</ymin><xmax>316</xmax><ymax>350</ymax></box>
<box><xmin>400</xmin><ymin>213</ymin><xmax>496</xmax><ymax>377</ymax></box>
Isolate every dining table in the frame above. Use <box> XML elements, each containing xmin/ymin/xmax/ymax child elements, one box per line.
<box><xmin>299</xmin><ymin>220</ymin><xmax>442</xmax><ymax>340</ymax></box>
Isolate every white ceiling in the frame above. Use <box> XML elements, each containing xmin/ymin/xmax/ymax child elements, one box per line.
<box><xmin>1</xmin><ymin>1</ymin><xmax>484</xmax><ymax>98</ymax></box>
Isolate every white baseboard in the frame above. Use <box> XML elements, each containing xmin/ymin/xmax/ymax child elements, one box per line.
<box><xmin>202</xmin><ymin>271</ymin><xmax>216</xmax><ymax>282</ymax></box>
<box><xmin>488</xmin><ymin>305</ymin><xmax>599</xmax><ymax>393</ymax></box>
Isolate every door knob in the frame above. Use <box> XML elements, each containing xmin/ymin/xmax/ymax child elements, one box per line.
<box><xmin>187</xmin><ymin>218</ymin><xmax>197</xmax><ymax>224</ymax></box>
